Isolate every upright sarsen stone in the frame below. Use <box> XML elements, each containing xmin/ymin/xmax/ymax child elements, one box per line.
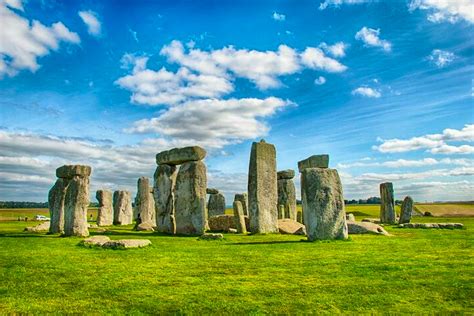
<box><xmin>174</xmin><ymin>161</ymin><xmax>207</xmax><ymax>235</ymax></box>
<box><xmin>399</xmin><ymin>196</ymin><xmax>413</xmax><ymax>224</ymax></box>
<box><xmin>233</xmin><ymin>200</ymin><xmax>247</xmax><ymax>234</ymax></box>
<box><xmin>48</xmin><ymin>178</ymin><xmax>68</xmax><ymax>234</ymax></box>
<box><xmin>63</xmin><ymin>175</ymin><xmax>90</xmax><ymax>237</ymax></box>
<box><xmin>96</xmin><ymin>190</ymin><xmax>113</xmax><ymax>226</ymax></box>
<box><xmin>113</xmin><ymin>191</ymin><xmax>133</xmax><ymax>225</ymax></box>
<box><xmin>277</xmin><ymin>169</ymin><xmax>297</xmax><ymax>220</ymax></box>
<box><xmin>234</xmin><ymin>193</ymin><xmax>248</xmax><ymax>216</ymax></box>
<box><xmin>248</xmin><ymin>140</ymin><xmax>278</xmax><ymax>234</ymax></box>
<box><xmin>136</xmin><ymin>177</ymin><xmax>155</xmax><ymax>226</ymax></box>
<box><xmin>301</xmin><ymin>167</ymin><xmax>348</xmax><ymax>241</ymax></box>
<box><xmin>380</xmin><ymin>182</ymin><xmax>396</xmax><ymax>224</ymax></box>
<box><xmin>208</xmin><ymin>192</ymin><xmax>226</xmax><ymax>217</ymax></box>
<box><xmin>154</xmin><ymin>164</ymin><xmax>177</xmax><ymax>234</ymax></box>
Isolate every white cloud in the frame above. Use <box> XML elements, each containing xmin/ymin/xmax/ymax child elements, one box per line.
<box><xmin>355</xmin><ymin>27</ymin><xmax>391</xmax><ymax>52</ymax></box>
<box><xmin>78</xmin><ymin>10</ymin><xmax>101</xmax><ymax>37</ymax></box>
<box><xmin>374</xmin><ymin>124</ymin><xmax>474</xmax><ymax>154</ymax></box>
<box><xmin>319</xmin><ymin>42</ymin><xmax>347</xmax><ymax>57</ymax></box>
<box><xmin>314</xmin><ymin>76</ymin><xmax>326</xmax><ymax>85</ymax></box>
<box><xmin>338</xmin><ymin>158</ymin><xmax>474</xmax><ymax>169</ymax></box>
<box><xmin>409</xmin><ymin>0</ymin><xmax>474</xmax><ymax>24</ymax></box>
<box><xmin>352</xmin><ymin>86</ymin><xmax>381</xmax><ymax>98</ymax></box>
<box><xmin>0</xmin><ymin>1</ymin><xmax>80</xmax><ymax>77</ymax></box>
<box><xmin>300</xmin><ymin>47</ymin><xmax>347</xmax><ymax>72</ymax></box>
<box><xmin>427</xmin><ymin>49</ymin><xmax>455</xmax><ymax>68</ymax></box>
<box><xmin>272</xmin><ymin>12</ymin><xmax>286</xmax><ymax>21</ymax></box>
<box><xmin>319</xmin><ymin>0</ymin><xmax>370</xmax><ymax>10</ymax></box>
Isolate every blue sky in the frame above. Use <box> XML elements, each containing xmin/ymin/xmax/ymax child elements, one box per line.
<box><xmin>0</xmin><ymin>0</ymin><xmax>473</xmax><ymax>203</ymax></box>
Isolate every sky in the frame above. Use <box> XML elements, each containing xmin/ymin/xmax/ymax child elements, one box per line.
<box><xmin>0</xmin><ymin>0</ymin><xmax>473</xmax><ymax>204</ymax></box>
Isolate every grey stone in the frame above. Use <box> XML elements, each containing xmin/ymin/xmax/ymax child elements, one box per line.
<box><xmin>233</xmin><ymin>201</ymin><xmax>247</xmax><ymax>234</ymax></box>
<box><xmin>399</xmin><ymin>196</ymin><xmax>413</xmax><ymax>224</ymax></box>
<box><xmin>297</xmin><ymin>155</ymin><xmax>329</xmax><ymax>172</ymax></box>
<box><xmin>301</xmin><ymin>167</ymin><xmax>348</xmax><ymax>241</ymax></box>
<box><xmin>63</xmin><ymin>175</ymin><xmax>90</xmax><ymax>237</ymax></box>
<box><xmin>248</xmin><ymin>140</ymin><xmax>278</xmax><ymax>234</ymax></box>
<box><xmin>347</xmin><ymin>221</ymin><xmax>389</xmax><ymax>236</ymax></box>
<box><xmin>277</xmin><ymin>178</ymin><xmax>297</xmax><ymax>220</ymax></box>
<box><xmin>81</xmin><ymin>235</ymin><xmax>111</xmax><ymax>247</ymax></box>
<box><xmin>174</xmin><ymin>161</ymin><xmax>207</xmax><ymax>235</ymax></box>
<box><xmin>277</xmin><ymin>169</ymin><xmax>295</xmax><ymax>180</ymax></box>
<box><xmin>48</xmin><ymin>178</ymin><xmax>68</xmax><ymax>234</ymax></box>
<box><xmin>96</xmin><ymin>190</ymin><xmax>113</xmax><ymax>226</ymax></box>
<box><xmin>234</xmin><ymin>193</ymin><xmax>248</xmax><ymax>216</ymax></box>
<box><xmin>136</xmin><ymin>177</ymin><xmax>156</xmax><ymax>226</ymax></box>
<box><xmin>156</xmin><ymin>146</ymin><xmax>206</xmax><ymax>165</ymax></box>
<box><xmin>278</xmin><ymin>219</ymin><xmax>306</xmax><ymax>235</ymax></box>
<box><xmin>113</xmin><ymin>191</ymin><xmax>133</xmax><ymax>225</ymax></box>
<box><xmin>56</xmin><ymin>165</ymin><xmax>92</xmax><ymax>178</ymax></box>
<box><xmin>380</xmin><ymin>182</ymin><xmax>396</xmax><ymax>224</ymax></box>
<box><xmin>208</xmin><ymin>192</ymin><xmax>226</xmax><ymax>217</ymax></box>
<box><xmin>346</xmin><ymin>213</ymin><xmax>356</xmax><ymax>221</ymax></box>
<box><xmin>136</xmin><ymin>222</ymin><xmax>155</xmax><ymax>231</ymax></box>
<box><xmin>296</xmin><ymin>211</ymin><xmax>303</xmax><ymax>224</ymax></box>
<box><xmin>154</xmin><ymin>164</ymin><xmax>177</xmax><ymax>234</ymax></box>
<box><xmin>103</xmin><ymin>239</ymin><xmax>152</xmax><ymax>249</ymax></box>
<box><xmin>199</xmin><ymin>233</ymin><xmax>224</xmax><ymax>240</ymax></box>
<box><xmin>206</xmin><ymin>188</ymin><xmax>219</xmax><ymax>194</ymax></box>
<box><xmin>228</xmin><ymin>228</ymin><xmax>237</xmax><ymax>233</ymax></box>
<box><xmin>362</xmin><ymin>218</ymin><xmax>380</xmax><ymax>224</ymax></box>
<box><xmin>24</xmin><ymin>221</ymin><xmax>50</xmax><ymax>232</ymax></box>
<box><xmin>208</xmin><ymin>214</ymin><xmax>250</xmax><ymax>232</ymax></box>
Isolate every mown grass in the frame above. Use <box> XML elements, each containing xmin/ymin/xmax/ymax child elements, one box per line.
<box><xmin>1</xmin><ymin>213</ymin><xmax>473</xmax><ymax>314</ymax></box>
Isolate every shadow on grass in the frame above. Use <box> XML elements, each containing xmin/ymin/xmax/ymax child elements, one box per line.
<box><xmin>229</xmin><ymin>240</ymin><xmax>305</xmax><ymax>245</ymax></box>
<box><xmin>0</xmin><ymin>233</ymin><xmax>52</xmax><ymax>238</ymax></box>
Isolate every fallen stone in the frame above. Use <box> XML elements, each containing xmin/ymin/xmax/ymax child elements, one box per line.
<box><xmin>199</xmin><ymin>233</ymin><xmax>224</xmax><ymax>240</ymax></box>
<box><xmin>96</xmin><ymin>190</ymin><xmax>113</xmax><ymax>226</ymax></box>
<box><xmin>154</xmin><ymin>164</ymin><xmax>177</xmax><ymax>234</ymax></box>
<box><xmin>380</xmin><ymin>182</ymin><xmax>396</xmax><ymax>224</ymax></box>
<box><xmin>81</xmin><ymin>235</ymin><xmax>111</xmax><ymax>247</ymax></box>
<box><xmin>156</xmin><ymin>146</ymin><xmax>206</xmax><ymax>165</ymax></box>
<box><xmin>102</xmin><ymin>239</ymin><xmax>152</xmax><ymax>249</ymax></box>
<box><xmin>347</xmin><ymin>221</ymin><xmax>389</xmax><ymax>236</ymax></box>
<box><xmin>228</xmin><ymin>228</ymin><xmax>237</xmax><ymax>233</ymax></box>
<box><xmin>398</xmin><ymin>223</ymin><xmax>464</xmax><ymax>229</ymax></box>
<box><xmin>362</xmin><ymin>218</ymin><xmax>380</xmax><ymax>224</ymax></box>
<box><xmin>346</xmin><ymin>213</ymin><xmax>356</xmax><ymax>221</ymax></box>
<box><xmin>206</xmin><ymin>188</ymin><xmax>219</xmax><ymax>194</ymax></box>
<box><xmin>297</xmin><ymin>154</ymin><xmax>329</xmax><ymax>172</ymax></box>
<box><xmin>277</xmin><ymin>169</ymin><xmax>295</xmax><ymax>180</ymax></box>
<box><xmin>208</xmin><ymin>192</ymin><xmax>226</xmax><ymax>217</ymax></box>
<box><xmin>136</xmin><ymin>222</ymin><xmax>155</xmax><ymax>231</ymax></box>
<box><xmin>24</xmin><ymin>221</ymin><xmax>50</xmax><ymax>232</ymax></box>
<box><xmin>56</xmin><ymin>165</ymin><xmax>92</xmax><ymax>179</ymax></box>
<box><xmin>278</xmin><ymin>219</ymin><xmax>306</xmax><ymax>235</ymax></box>
<box><xmin>399</xmin><ymin>196</ymin><xmax>413</xmax><ymax>224</ymax></box>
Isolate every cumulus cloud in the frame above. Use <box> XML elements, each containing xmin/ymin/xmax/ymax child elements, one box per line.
<box><xmin>0</xmin><ymin>0</ymin><xmax>80</xmax><ymax>77</ymax></box>
<box><xmin>352</xmin><ymin>86</ymin><xmax>381</xmax><ymax>98</ymax></box>
<box><xmin>319</xmin><ymin>0</ymin><xmax>370</xmax><ymax>10</ymax></box>
<box><xmin>427</xmin><ymin>49</ymin><xmax>455</xmax><ymax>68</ymax></box>
<box><xmin>272</xmin><ymin>12</ymin><xmax>286</xmax><ymax>21</ymax></box>
<box><xmin>409</xmin><ymin>0</ymin><xmax>474</xmax><ymax>24</ymax></box>
<box><xmin>374</xmin><ymin>124</ymin><xmax>474</xmax><ymax>154</ymax></box>
<box><xmin>338</xmin><ymin>157</ymin><xmax>474</xmax><ymax>169</ymax></box>
<box><xmin>355</xmin><ymin>27</ymin><xmax>391</xmax><ymax>52</ymax></box>
<box><xmin>300</xmin><ymin>47</ymin><xmax>347</xmax><ymax>72</ymax></box>
<box><xmin>78</xmin><ymin>10</ymin><xmax>102</xmax><ymax>36</ymax></box>
<box><xmin>319</xmin><ymin>42</ymin><xmax>348</xmax><ymax>57</ymax></box>
<box><xmin>314</xmin><ymin>76</ymin><xmax>326</xmax><ymax>85</ymax></box>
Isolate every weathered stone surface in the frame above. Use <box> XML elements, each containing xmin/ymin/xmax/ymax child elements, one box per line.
<box><xmin>174</xmin><ymin>161</ymin><xmax>207</xmax><ymax>235</ymax></box>
<box><xmin>233</xmin><ymin>201</ymin><xmax>247</xmax><ymax>234</ymax></box>
<box><xmin>24</xmin><ymin>221</ymin><xmax>50</xmax><ymax>232</ymax></box>
<box><xmin>136</xmin><ymin>177</ymin><xmax>156</xmax><ymax>226</ymax></box>
<box><xmin>136</xmin><ymin>222</ymin><xmax>155</xmax><ymax>231</ymax></box>
<box><xmin>346</xmin><ymin>213</ymin><xmax>356</xmax><ymax>222</ymax></box>
<box><xmin>398</xmin><ymin>223</ymin><xmax>463</xmax><ymax>229</ymax></box>
<box><xmin>297</xmin><ymin>211</ymin><xmax>303</xmax><ymax>224</ymax></box>
<box><xmin>199</xmin><ymin>233</ymin><xmax>224</xmax><ymax>240</ymax></box>
<box><xmin>278</xmin><ymin>219</ymin><xmax>306</xmax><ymax>235</ymax></box>
<box><xmin>48</xmin><ymin>178</ymin><xmax>68</xmax><ymax>234</ymax></box>
<box><xmin>234</xmin><ymin>193</ymin><xmax>248</xmax><ymax>216</ymax></box>
<box><xmin>103</xmin><ymin>239</ymin><xmax>152</xmax><ymax>249</ymax></box>
<box><xmin>156</xmin><ymin>146</ymin><xmax>206</xmax><ymax>165</ymax></box>
<box><xmin>362</xmin><ymin>218</ymin><xmax>380</xmax><ymax>224</ymax></box>
<box><xmin>81</xmin><ymin>235</ymin><xmax>111</xmax><ymax>247</ymax></box>
<box><xmin>208</xmin><ymin>214</ymin><xmax>250</xmax><ymax>232</ymax></box>
<box><xmin>96</xmin><ymin>190</ymin><xmax>113</xmax><ymax>226</ymax></box>
<box><xmin>113</xmin><ymin>191</ymin><xmax>133</xmax><ymax>225</ymax></box>
<box><xmin>208</xmin><ymin>192</ymin><xmax>226</xmax><ymax>217</ymax></box>
<box><xmin>248</xmin><ymin>140</ymin><xmax>278</xmax><ymax>234</ymax></box>
<box><xmin>277</xmin><ymin>178</ymin><xmax>297</xmax><ymax>220</ymax></box>
<box><xmin>56</xmin><ymin>165</ymin><xmax>92</xmax><ymax>178</ymax></box>
<box><xmin>399</xmin><ymin>196</ymin><xmax>413</xmax><ymax>224</ymax></box>
<box><xmin>206</xmin><ymin>188</ymin><xmax>219</xmax><ymax>194</ymax></box>
<box><xmin>154</xmin><ymin>164</ymin><xmax>177</xmax><ymax>234</ymax></box>
<box><xmin>380</xmin><ymin>182</ymin><xmax>396</xmax><ymax>224</ymax></box>
<box><xmin>298</xmin><ymin>155</ymin><xmax>329</xmax><ymax>172</ymax></box>
<box><xmin>63</xmin><ymin>176</ymin><xmax>90</xmax><ymax>237</ymax></box>
<box><xmin>347</xmin><ymin>221</ymin><xmax>389</xmax><ymax>236</ymax></box>
<box><xmin>301</xmin><ymin>168</ymin><xmax>348</xmax><ymax>241</ymax></box>
<box><xmin>277</xmin><ymin>169</ymin><xmax>295</xmax><ymax>180</ymax></box>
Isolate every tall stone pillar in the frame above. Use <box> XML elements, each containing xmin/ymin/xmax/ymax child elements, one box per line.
<box><xmin>154</xmin><ymin>164</ymin><xmax>177</xmax><ymax>234</ymax></box>
<box><xmin>380</xmin><ymin>182</ymin><xmax>396</xmax><ymax>224</ymax></box>
<box><xmin>234</xmin><ymin>193</ymin><xmax>248</xmax><ymax>216</ymax></box>
<box><xmin>207</xmin><ymin>188</ymin><xmax>226</xmax><ymax>217</ymax></box>
<box><xmin>113</xmin><ymin>190</ymin><xmax>133</xmax><ymax>225</ymax></box>
<box><xmin>96</xmin><ymin>190</ymin><xmax>113</xmax><ymax>226</ymax></box>
<box><xmin>399</xmin><ymin>196</ymin><xmax>413</xmax><ymax>224</ymax></box>
<box><xmin>48</xmin><ymin>178</ymin><xmax>68</xmax><ymax>234</ymax></box>
<box><xmin>233</xmin><ymin>200</ymin><xmax>247</xmax><ymax>234</ymax></box>
<box><xmin>136</xmin><ymin>177</ymin><xmax>155</xmax><ymax>226</ymax></box>
<box><xmin>277</xmin><ymin>169</ymin><xmax>297</xmax><ymax>220</ymax></box>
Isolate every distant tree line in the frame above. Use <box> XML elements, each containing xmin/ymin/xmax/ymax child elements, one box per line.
<box><xmin>0</xmin><ymin>201</ymin><xmax>99</xmax><ymax>209</ymax></box>
<box><xmin>344</xmin><ymin>197</ymin><xmax>403</xmax><ymax>205</ymax></box>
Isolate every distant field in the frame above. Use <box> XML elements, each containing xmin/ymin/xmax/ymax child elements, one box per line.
<box><xmin>0</xmin><ymin>208</ymin><xmax>98</xmax><ymax>221</ymax></box>
<box><xmin>415</xmin><ymin>204</ymin><xmax>474</xmax><ymax>217</ymax></box>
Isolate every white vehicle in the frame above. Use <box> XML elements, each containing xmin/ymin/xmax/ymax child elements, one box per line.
<box><xmin>34</xmin><ymin>215</ymin><xmax>50</xmax><ymax>221</ymax></box>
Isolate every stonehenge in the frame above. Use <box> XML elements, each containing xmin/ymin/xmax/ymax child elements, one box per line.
<box><xmin>113</xmin><ymin>191</ymin><xmax>133</xmax><ymax>225</ymax></box>
<box><xmin>380</xmin><ymin>182</ymin><xmax>396</xmax><ymax>224</ymax></box>
<box><xmin>96</xmin><ymin>190</ymin><xmax>113</xmax><ymax>226</ymax></box>
<box><xmin>48</xmin><ymin>165</ymin><xmax>91</xmax><ymax>237</ymax></box>
<box><xmin>233</xmin><ymin>200</ymin><xmax>247</xmax><ymax>234</ymax></box>
<box><xmin>399</xmin><ymin>196</ymin><xmax>413</xmax><ymax>224</ymax></box>
<box><xmin>248</xmin><ymin>140</ymin><xmax>278</xmax><ymax>234</ymax></box>
<box><xmin>207</xmin><ymin>188</ymin><xmax>226</xmax><ymax>217</ymax></box>
<box><xmin>155</xmin><ymin>146</ymin><xmax>208</xmax><ymax>235</ymax></box>
<box><xmin>135</xmin><ymin>177</ymin><xmax>156</xmax><ymax>227</ymax></box>
<box><xmin>234</xmin><ymin>193</ymin><xmax>248</xmax><ymax>216</ymax></box>
<box><xmin>299</xmin><ymin>155</ymin><xmax>348</xmax><ymax>241</ymax></box>
<box><xmin>277</xmin><ymin>169</ymin><xmax>297</xmax><ymax>220</ymax></box>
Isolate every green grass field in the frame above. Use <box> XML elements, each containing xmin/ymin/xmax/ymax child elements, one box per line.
<box><xmin>1</xmin><ymin>205</ymin><xmax>473</xmax><ymax>313</ymax></box>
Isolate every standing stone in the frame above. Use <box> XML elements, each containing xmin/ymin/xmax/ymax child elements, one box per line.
<box><xmin>233</xmin><ymin>201</ymin><xmax>247</xmax><ymax>234</ymax></box>
<box><xmin>380</xmin><ymin>182</ymin><xmax>396</xmax><ymax>224</ymax></box>
<box><xmin>96</xmin><ymin>190</ymin><xmax>113</xmax><ymax>226</ymax></box>
<box><xmin>277</xmin><ymin>169</ymin><xmax>297</xmax><ymax>220</ymax></box>
<box><xmin>154</xmin><ymin>164</ymin><xmax>177</xmax><ymax>234</ymax></box>
<box><xmin>174</xmin><ymin>161</ymin><xmax>207</xmax><ymax>235</ymax></box>
<box><xmin>208</xmin><ymin>192</ymin><xmax>226</xmax><ymax>217</ymax></box>
<box><xmin>296</xmin><ymin>211</ymin><xmax>303</xmax><ymax>224</ymax></box>
<box><xmin>297</xmin><ymin>154</ymin><xmax>329</xmax><ymax>172</ymax></box>
<box><xmin>156</xmin><ymin>146</ymin><xmax>206</xmax><ymax>165</ymax></box>
<box><xmin>234</xmin><ymin>193</ymin><xmax>248</xmax><ymax>216</ymax></box>
<box><xmin>136</xmin><ymin>177</ymin><xmax>155</xmax><ymax>226</ymax></box>
<box><xmin>48</xmin><ymin>178</ymin><xmax>68</xmax><ymax>234</ymax></box>
<box><xmin>113</xmin><ymin>191</ymin><xmax>133</xmax><ymax>225</ymax></box>
<box><xmin>301</xmin><ymin>167</ymin><xmax>348</xmax><ymax>241</ymax></box>
<box><xmin>63</xmin><ymin>173</ymin><xmax>90</xmax><ymax>237</ymax></box>
<box><xmin>399</xmin><ymin>196</ymin><xmax>413</xmax><ymax>224</ymax></box>
<box><xmin>248</xmin><ymin>140</ymin><xmax>278</xmax><ymax>234</ymax></box>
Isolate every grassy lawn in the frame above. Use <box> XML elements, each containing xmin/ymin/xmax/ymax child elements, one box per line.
<box><xmin>0</xmin><ymin>207</ymin><xmax>473</xmax><ymax>314</ymax></box>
